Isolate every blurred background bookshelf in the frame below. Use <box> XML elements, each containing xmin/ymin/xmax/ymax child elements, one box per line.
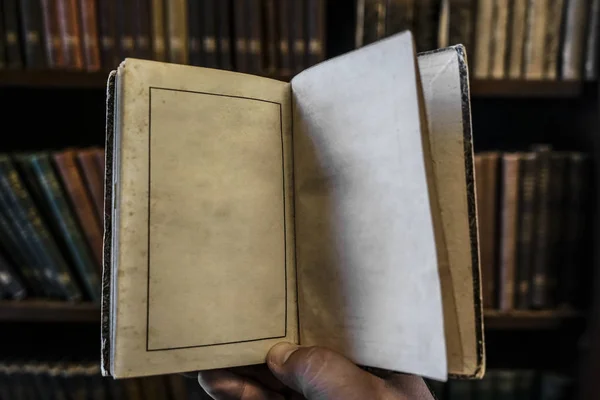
<box><xmin>0</xmin><ymin>0</ymin><xmax>599</xmax><ymax>399</ymax></box>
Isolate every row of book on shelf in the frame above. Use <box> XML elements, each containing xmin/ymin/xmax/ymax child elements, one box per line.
<box><xmin>0</xmin><ymin>362</ymin><xmax>210</xmax><ymax>400</ymax></box>
<box><xmin>357</xmin><ymin>0</ymin><xmax>600</xmax><ymax>81</ymax></box>
<box><xmin>0</xmin><ymin>149</ymin><xmax>104</xmax><ymax>302</ymax></box>
<box><xmin>0</xmin><ymin>0</ymin><xmax>326</xmax><ymax>76</ymax></box>
<box><xmin>426</xmin><ymin>369</ymin><xmax>573</xmax><ymax>400</ymax></box>
<box><xmin>474</xmin><ymin>146</ymin><xmax>590</xmax><ymax>312</ymax></box>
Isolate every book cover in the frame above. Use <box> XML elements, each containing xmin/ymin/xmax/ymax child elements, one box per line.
<box><xmin>18</xmin><ymin>0</ymin><xmax>47</xmax><ymax>69</ymax></box>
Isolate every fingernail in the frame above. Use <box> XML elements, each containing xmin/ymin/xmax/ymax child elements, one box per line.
<box><xmin>269</xmin><ymin>342</ymin><xmax>299</xmax><ymax>366</ymax></box>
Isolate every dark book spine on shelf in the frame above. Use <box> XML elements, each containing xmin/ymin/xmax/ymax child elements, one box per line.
<box><xmin>3</xmin><ymin>0</ymin><xmax>24</xmax><ymax>68</ymax></box>
<box><xmin>447</xmin><ymin>0</ymin><xmax>474</xmax><ymax>59</ymax></box>
<box><xmin>116</xmin><ymin>0</ymin><xmax>135</xmax><ymax>59</ymax></box>
<box><xmin>97</xmin><ymin>0</ymin><xmax>118</xmax><ymax>68</ymax></box>
<box><xmin>40</xmin><ymin>0</ymin><xmax>65</xmax><ymax>68</ymax></box>
<box><xmin>151</xmin><ymin>0</ymin><xmax>167</xmax><ymax>61</ymax></box>
<box><xmin>78</xmin><ymin>0</ymin><xmax>101</xmax><ymax>70</ymax></box>
<box><xmin>2</xmin><ymin>156</ymin><xmax>84</xmax><ymax>301</ymax></box>
<box><xmin>234</xmin><ymin>0</ymin><xmax>248</xmax><ymax>72</ymax></box>
<box><xmin>356</xmin><ymin>0</ymin><xmax>387</xmax><ymax>48</ymax></box>
<box><xmin>26</xmin><ymin>153</ymin><xmax>101</xmax><ymax>302</ymax></box>
<box><xmin>585</xmin><ymin>0</ymin><xmax>600</xmax><ymax>80</ymax></box>
<box><xmin>496</xmin><ymin>370</ymin><xmax>518</xmax><ymax>400</ymax></box>
<box><xmin>524</xmin><ymin>0</ymin><xmax>548</xmax><ymax>80</ymax></box>
<box><xmin>0</xmin><ymin>251</ymin><xmax>27</xmax><ymax>299</ymax></box>
<box><xmin>490</xmin><ymin>0</ymin><xmax>509</xmax><ymax>79</ymax></box>
<box><xmin>53</xmin><ymin>150</ymin><xmax>103</xmax><ymax>271</ymax></box>
<box><xmin>530</xmin><ymin>145</ymin><xmax>552</xmax><ymax>308</ymax></box>
<box><xmin>307</xmin><ymin>0</ymin><xmax>326</xmax><ymax>67</ymax></box>
<box><xmin>291</xmin><ymin>0</ymin><xmax>306</xmax><ymax>73</ymax></box>
<box><xmin>203</xmin><ymin>0</ymin><xmax>219</xmax><ymax>68</ymax></box>
<box><xmin>474</xmin><ymin>0</ymin><xmax>493</xmax><ymax>78</ymax></box>
<box><xmin>167</xmin><ymin>375</ymin><xmax>188</xmax><ymax>400</ymax></box>
<box><xmin>540</xmin><ymin>373</ymin><xmax>573</xmax><ymax>400</ymax></box>
<box><xmin>133</xmin><ymin>0</ymin><xmax>152</xmax><ymax>60</ymax></box>
<box><xmin>217</xmin><ymin>0</ymin><xmax>233</xmax><ymax>70</ymax></box>
<box><xmin>57</xmin><ymin>0</ymin><xmax>84</xmax><ymax>69</ymax></box>
<box><xmin>414</xmin><ymin>0</ymin><xmax>438</xmax><ymax>52</ymax></box>
<box><xmin>472</xmin><ymin>371</ymin><xmax>493</xmax><ymax>400</ymax></box>
<box><xmin>19</xmin><ymin>0</ymin><xmax>47</xmax><ymax>69</ymax></box>
<box><xmin>385</xmin><ymin>0</ymin><xmax>414</xmax><ymax>36</ymax></box>
<box><xmin>0</xmin><ymin>4</ymin><xmax>7</xmax><ymax>69</ymax></box>
<box><xmin>557</xmin><ymin>153</ymin><xmax>588</xmax><ymax>308</ymax></box>
<box><xmin>544</xmin><ymin>0</ymin><xmax>566</xmax><ymax>80</ymax></box>
<box><xmin>247</xmin><ymin>0</ymin><xmax>263</xmax><ymax>73</ymax></box>
<box><xmin>561</xmin><ymin>0</ymin><xmax>588</xmax><ymax>80</ymax></box>
<box><xmin>77</xmin><ymin>149</ymin><xmax>105</xmax><ymax>223</ymax></box>
<box><xmin>447</xmin><ymin>379</ymin><xmax>472</xmax><ymax>399</ymax></box>
<box><xmin>517</xmin><ymin>370</ymin><xmax>536</xmax><ymax>399</ymax></box>
<box><xmin>263</xmin><ymin>0</ymin><xmax>278</xmax><ymax>73</ymax></box>
<box><xmin>187</xmin><ymin>0</ymin><xmax>203</xmax><ymax>66</ymax></box>
<box><xmin>166</xmin><ymin>0</ymin><xmax>188</xmax><ymax>64</ymax></box>
<box><xmin>547</xmin><ymin>152</ymin><xmax>567</xmax><ymax>307</ymax></box>
<box><xmin>507</xmin><ymin>0</ymin><xmax>527</xmax><ymax>78</ymax></box>
<box><xmin>516</xmin><ymin>152</ymin><xmax>537</xmax><ymax>309</ymax></box>
<box><xmin>498</xmin><ymin>153</ymin><xmax>520</xmax><ymax>311</ymax></box>
<box><xmin>93</xmin><ymin>149</ymin><xmax>105</xmax><ymax>179</ymax></box>
<box><xmin>278</xmin><ymin>0</ymin><xmax>292</xmax><ymax>75</ymax></box>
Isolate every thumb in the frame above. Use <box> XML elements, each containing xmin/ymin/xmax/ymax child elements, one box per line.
<box><xmin>266</xmin><ymin>343</ymin><xmax>386</xmax><ymax>399</ymax></box>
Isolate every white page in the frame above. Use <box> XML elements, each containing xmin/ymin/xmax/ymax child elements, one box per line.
<box><xmin>291</xmin><ymin>32</ymin><xmax>447</xmax><ymax>381</ymax></box>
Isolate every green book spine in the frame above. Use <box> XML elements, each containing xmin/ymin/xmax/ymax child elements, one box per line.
<box><xmin>495</xmin><ymin>370</ymin><xmax>518</xmax><ymax>400</ymax></box>
<box><xmin>0</xmin><ymin>251</ymin><xmax>27</xmax><ymax>299</ymax></box>
<box><xmin>26</xmin><ymin>153</ymin><xmax>101</xmax><ymax>302</ymax></box>
<box><xmin>0</xmin><ymin>157</ymin><xmax>83</xmax><ymax>301</ymax></box>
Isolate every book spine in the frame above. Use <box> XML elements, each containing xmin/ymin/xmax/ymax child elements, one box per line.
<box><xmin>498</xmin><ymin>153</ymin><xmax>520</xmax><ymax>311</ymax></box>
<box><xmin>53</xmin><ymin>150</ymin><xmax>103</xmax><ymax>271</ymax></box>
<box><xmin>472</xmin><ymin>372</ymin><xmax>493</xmax><ymax>400</ymax></box>
<box><xmin>263</xmin><ymin>0</ymin><xmax>278</xmax><ymax>73</ymax></box>
<box><xmin>524</xmin><ymin>0</ymin><xmax>548</xmax><ymax>80</ymax></box>
<box><xmin>507</xmin><ymin>0</ymin><xmax>528</xmax><ymax>78</ymax></box>
<box><xmin>187</xmin><ymin>0</ymin><xmax>203</xmax><ymax>66</ymax></box>
<box><xmin>0</xmin><ymin>6</ymin><xmax>7</xmax><ymax>69</ymax></box>
<box><xmin>415</xmin><ymin>0</ymin><xmax>438</xmax><ymax>51</ymax></box>
<box><xmin>585</xmin><ymin>0</ymin><xmax>600</xmax><ymax>80</ymax></box>
<box><xmin>247</xmin><ymin>0</ymin><xmax>263</xmax><ymax>73</ymax></box>
<box><xmin>474</xmin><ymin>155</ymin><xmax>488</xmax><ymax>306</ymax></box>
<box><xmin>548</xmin><ymin>152</ymin><xmax>566</xmax><ymax>308</ymax></box>
<box><xmin>116</xmin><ymin>0</ymin><xmax>135</xmax><ymax>59</ymax></box>
<box><xmin>447</xmin><ymin>0</ymin><xmax>474</xmax><ymax>56</ymax></box>
<box><xmin>29</xmin><ymin>154</ymin><xmax>101</xmax><ymax>302</ymax></box>
<box><xmin>307</xmin><ymin>0</ymin><xmax>326</xmax><ymax>67</ymax></box>
<box><xmin>0</xmin><ymin>157</ymin><xmax>83</xmax><ymax>301</ymax></box>
<box><xmin>134</xmin><ymin>0</ymin><xmax>152</xmax><ymax>59</ymax></box>
<box><xmin>278</xmin><ymin>0</ymin><xmax>292</xmax><ymax>75</ymax></box>
<box><xmin>203</xmin><ymin>0</ymin><xmax>219</xmax><ymax>68</ymax></box>
<box><xmin>3</xmin><ymin>0</ymin><xmax>24</xmax><ymax>68</ymax></box>
<box><xmin>543</xmin><ymin>0</ymin><xmax>566</xmax><ymax>79</ymax></box>
<box><xmin>481</xmin><ymin>153</ymin><xmax>500</xmax><ymax>309</ymax></box>
<box><xmin>167</xmin><ymin>375</ymin><xmax>188</xmax><ymax>400</ymax></box>
<box><xmin>217</xmin><ymin>0</ymin><xmax>233</xmax><ymax>70</ymax></box>
<box><xmin>516</xmin><ymin>152</ymin><xmax>537</xmax><ymax>309</ymax></box>
<box><xmin>358</xmin><ymin>0</ymin><xmax>387</xmax><ymax>47</ymax></box>
<box><xmin>151</xmin><ymin>0</ymin><xmax>167</xmax><ymax>61</ymax></box>
<box><xmin>57</xmin><ymin>0</ymin><xmax>84</xmax><ymax>69</ymax></box>
<box><xmin>385</xmin><ymin>0</ymin><xmax>415</xmax><ymax>36</ymax></box>
<box><xmin>234</xmin><ymin>0</ymin><xmax>248</xmax><ymax>72</ymax></box>
<box><xmin>490</xmin><ymin>0</ymin><xmax>509</xmax><ymax>79</ymax></box>
<box><xmin>0</xmin><ymin>252</ymin><xmax>27</xmax><ymax>299</ymax></box>
<box><xmin>19</xmin><ymin>0</ymin><xmax>47</xmax><ymax>69</ymax></box>
<box><xmin>93</xmin><ymin>149</ymin><xmax>105</xmax><ymax>180</ymax></box>
<box><xmin>78</xmin><ymin>0</ymin><xmax>101</xmax><ymax>70</ymax></box>
<box><xmin>291</xmin><ymin>0</ymin><xmax>306</xmax><ymax>73</ymax></box>
<box><xmin>166</xmin><ymin>0</ymin><xmax>188</xmax><ymax>64</ymax></box>
<box><xmin>447</xmin><ymin>380</ymin><xmax>472</xmax><ymax>399</ymax></box>
<box><xmin>561</xmin><ymin>0</ymin><xmax>588</xmax><ymax>80</ymax></box>
<box><xmin>530</xmin><ymin>146</ymin><xmax>552</xmax><ymax>308</ymax></box>
<box><xmin>97</xmin><ymin>0</ymin><xmax>118</xmax><ymax>68</ymax></box>
<box><xmin>495</xmin><ymin>370</ymin><xmax>518</xmax><ymax>400</ymax></box>
<box><xmin>77</xmin><ymin>150</ymin><xmax>104</xmax><ymax>224</ymax></box>
<box><xmin>516</xmin><ymin>370</ymin><xmax>536</xmax><ymax>400</ymax></box>
<box><xmin>474</xmin><ymin>0</ymin><xmax>493</xmax><ymax>78</ymax></box>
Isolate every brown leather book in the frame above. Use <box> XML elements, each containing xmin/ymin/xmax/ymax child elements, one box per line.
<box><xmin>40</xmin><ymin>0</ymin><xmax>65</xmax><ymax>67</ymax></box>
<box><xmin>77</xmin><ymin>149</ymin><xmax>104</xmax><ymax>224</ymax></box>
<box><xmin>151</xmin><ymin>0</ymin><xmax>167</xmax><ymax>61</ymax></box>
<box><xmin>53</xmin><ymin>149</ymin><xmax>103</xmax><ymax>270</ymax></box>
<box><xmin>97</xmin><ymin>0</ymin><xmax>118</xmax><ymax>68</ymax></box>
<box><xmin>498</xmin><ymin>153</ymin><xmax>521</xmax><ymax>311</ymax></box>
<box><xmin>166</xmin><ymin>0</ymin><xmax>189</xmax><ymax>64</ymax></box>
<box><xmin>78</xmin><ymin>0</ymin><xmax>101</xmax><ymax>71</ymax></box>
<box><xmin>56</xmin><ymin>0</ymin><xmax>84</xmax><ymax>69</ymax></box>
<box><xmin>93</xmin><ymin>148</ymin><xmax>105</xmax><ymax>178</ymax></box>
<box><xmin>307</xmin><ymin>0</ymin><xmax>326</xmax><ymax>66</ymax></box>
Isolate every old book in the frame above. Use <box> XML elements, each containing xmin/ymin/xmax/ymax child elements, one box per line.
<box><xmin>234</xmin><ymin>0</ymin><xmax>248</xmax><ymax>72</ymax></box>
<box><xmin>524</xmin><ymin>0</ymin><xmax>548</xmax><ymax>80</ymax></box>
<box><xmin>547</xmin><ymin>153</ymin><xmax>566</xmax><ymax>307</ymax></box>
<box><xmin>356</xmin><ymin>0</ymin><xmax>387</xmax><ymax>48</ymax></box>
<box><xmin>543</xmin><ymin>0</ymin><xmax>566</xmax><ymax>79</ymax></box>
<box><xmin>264</xmin><ymin>0</ymin><xmax>278</xmax><ymax>73</ymax></box>
<box><xmin>307</xmin><ymin>0</ymin><xmax>326</xmax><ymax>66</ymax></box>
<box><xmin>278</xmin><ymin>0</ymin><xmax>292</xmax><ymax>75</ymax></box>
<box><xmin>386</xmin><ymin>0</ymin><xmax>415</xmax><ymax>37</ymax></box>
<box><xmin>78</xmin><ymin>0</ymin><xmax>101</xmax><ymax>70</ymax></box>
<box><xmin>3</xmin><ymin>0</ymin><xmax>24</xmax><ymax>68</ymax></box>
<box><xmin>97</xmin><ymin>0</ymin><xmax>118</xmax><ymax>68</ymax></box>
<box><xmin>498</xmin><ymin>153</ymin><xmax>520</xmax><ymax>311</ymax></box>
<box><xmin>187</xmin><ymin>0</ymin><xmax>203</xmax><ymax>66</ymax></box>
<box><xmin>247</xmin><ymin>0</ymin><xmax>263</xmax><ymax>73</ymax></box>
<box><xmin>57</xmin><ymin>0</ymin><xmax>84</xmax><ymax>69</ymax></box>
<box><xmin>0</xmin><ymin>251</ymin><xmax>27</xmax><ymax>299</ymax></box>
<box><xmin>495</xmin><ymin>370</ymin><xmax>518</xmax><ymax>400</ymax></box>
<box><xmin>490</xmin><ymin>0</ymin><xmax>509</xmax><ymax>79</ymax></box>
<box><xmin>151</xmin><ymin>0</ymin><xmax>167</xmax><ymax>62</ymax></box>
<box><xmin>473</xmin><ymin>0</ymin><xmax>493</xmax><ymax>78</ymax></box>
<box><xmin>19</xmin><ymin>0</ymin><xmax>47</xmax><ymax>69</ymax></box>
<box><xmin>441</xmin><ymin>0</ymin><xmax>474</xmax><ymax>61</ymax></box>
<box><xmin>517</xmin><ymin>370</ymin><xmax>536</xmax><ymax>400</ymax></box>
<box><xmin>53</xmin><ymin>150</ymin><xmax>103</xmax><ymax>271</ymax></box>
<box><xmin>291</xmin><ymin>0</ymin><xmax>306</xmax><ymax>73</ymax></box>
<box><xmin>516</xmin><ymin>153</ymin><xmax>537</xmax><ymax>309</ymax></box>
<box><xmin>133</xmin><ymin>0</ymin><xmax>152</xmax><ymax>59</ymax></box>
<box><xmin>166</xmin><ymin>0</ymin><xmax>188</xmax><ymax>64</ymax></box>
<box><xmin>102</xmin><ymin>34</ymin><xmax>484</xmax><ymax>381</ymax></box>
<box><xmin>585</xmin><ymin>0</ymin><xmax>600</xmax><ymax>80</ymax></box>
<box><xmin>0</xmin><ymin>5</ymin><xmax>5</xmax><ymax>69</ymax></box>
<box><xmin>202</xmin><ymin>0</ymin><xmax>218</xmax><ymax>68</ymax></box>
<box><xmin>539</xmin><ymin>373</ymin><xmax>573</xmax><ymax>400</ymax></box>
<box><xmin>414</xmin><ymin>0</ymin><xmax>438</xmax><ymax>51</ymax></box>
<box><xmin>561</xmin><ymin>0</ymin><xmax>588</xmax><ymax>80</ymax></box>
<box><xmin>472</xmin><ymin>370</ymin><xmax>493</xmax><ymax>400</ymax></box>
<box><xmin>166</xmin><ymin>375</ymin><xmax>188</xmax><ymax>400</ymax></box>
<box><xmin>116</xmin><ymin>1</ymin><xmax>135</xmax><ymax>59</ymax></box>
<box><xmin>77</xmin><ymin>149</ymin><xmax>104</xmax><ymax>223</ymax></box>
<box><xmin>507</xmin><ymin>0</ymin><xmax>528</xmax><ymax>78</ymax></box>
<box><xmin>217</xmin><ymin>0</ymin><xmax>233</xmax><ymax>70</ymax></box>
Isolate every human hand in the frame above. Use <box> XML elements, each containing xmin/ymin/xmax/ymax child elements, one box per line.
<box><xmin>197</xmin><ymin>342</ymin><xmax>435</xmax><ymax>399</ymax></box>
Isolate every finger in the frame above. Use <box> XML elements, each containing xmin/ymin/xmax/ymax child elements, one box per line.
<box><xmin>230</xmin><ymin>365</ymin><xmax>288</xmax><ymax>393</ymax></box>
<box><xmin>266</xmin><ymin>342</ymin><xmax>387</xmax><ymax>399</ymax></box>
<box><xmin>197</xmin><ymin>369</ymin><xmax>284</xmax><ymax>400</ymax></box>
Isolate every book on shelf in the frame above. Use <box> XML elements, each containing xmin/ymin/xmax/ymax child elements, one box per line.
<box><xmin>474</xmin><ymin>147</ymin><xmax>591</xmax><ymax>312</ymax></box>
<box><xmin>103</xmin><ymin>32</ymin><xmax>484</xmax><ymax>380</ymax></box>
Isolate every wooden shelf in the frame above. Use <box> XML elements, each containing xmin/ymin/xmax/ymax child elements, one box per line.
<box><xmin>484</xmin><ymin>309</ymin><xmax>586</xmax><ymax>330</ymax></box>
<box><xmin>0</xmin><ymin>301</ymin><xmax>99</xmax><ymax>322</ymax></box>
<box><xmin>470</xmin><ymin>79</ymin><xmax>583</xmax><ymax>98</ymax></box>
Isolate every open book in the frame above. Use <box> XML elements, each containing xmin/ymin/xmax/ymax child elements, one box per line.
<box><xmin>101</xmin><ymin>32</ymin><xmax>484</xmax><ymax>382</ymax></box>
